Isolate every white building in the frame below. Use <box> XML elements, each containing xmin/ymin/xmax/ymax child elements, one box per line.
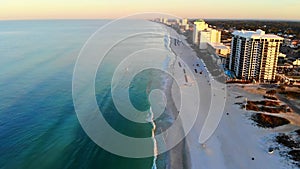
<box><xmin>207</xmin><ymin>42</ymin><xmax>231</xmax><ymax>67</ymax></box>
<box><xmin>293</xmin><ymin>59</ymin><xmax>300</xmax><ymax>66</ymax></box>
<box><xmin>278</xmin><ymin>53</ymin><xmax>287</xmax><ymax>58</ymax></box>
<box><xmin>181</xmin><ymin>18</ymin><xmax>188</xmax><ymax>26</ymax></box>
<box><xmin>229</xmin><ymin>29</ymin><xmax>283</xmax><ymax>82</ymax></box>
<box><xmin>160</xmin><ymin>18</ymin><xmax>168</xmax><ymax>24</ymax></box>
<box><xmin>180</xmin><ymin>18</ymin><xmax>189</xmax><ymax>31</ymax></box>
<box><xmin>192</xmin><ymin>19</ymin><xmax>221</xmax><ymax>49</ymax></box>
<box><xmin>208</xmin><ymin>42</ymin><xmax>230</xmax><ymax>56</ymax></box>
<box><xmin>199</xmin><ymin>29</ymin><xmax>221</xmax><ymax>49</ymax></box>
<box><xmin>199</xmin><ymin>30</ymin><xmax>211</xmax><ymax>49</ymax></box>
<box><xmin>192</xmin><ymin>19</ymin><xmax>208</xmax><ymax>44</ymax></box>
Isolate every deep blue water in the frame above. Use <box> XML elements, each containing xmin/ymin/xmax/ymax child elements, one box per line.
<box><xmin>0</xmin><ymin>20</ymin><xmax>172</xmax><ymax>169</ymax></box>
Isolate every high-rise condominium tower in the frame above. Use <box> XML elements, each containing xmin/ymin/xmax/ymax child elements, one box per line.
<box><xmin>229</xmin><ymin>29</ymin><xmax>283</xmax><ymax>82</ymax></box>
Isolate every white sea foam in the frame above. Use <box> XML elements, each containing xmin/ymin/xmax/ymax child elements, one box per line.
<box><xmin>150</xmin><ymin>31</ymin><xmax>175</xmax><ymax>169</ymax></box>
<box><xmin>149</xmin><ymin>107</ymin><xmax>158</xmax><ymax>169</ymax></box>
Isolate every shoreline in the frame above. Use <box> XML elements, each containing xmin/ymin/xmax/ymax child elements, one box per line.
<box><xmin>164</xmin><ymin>24</ymin><xmax>214</xmax><ymax>169</ymax></box>
<box><xmin>168</xmin><ymin>38</ymin><xmax>191</xmax><ymax>169</ymax></box>
<box><xmin>151</xmin><ymin>27</ymin><xmax>191</xmax><ymax>169</ymax></box>
<box><xmin>163</xmin><ymin>24</ymin><xmax>218</xmax><ymax>169</ymax></box>
<box><xmin>160</xmin><ymin>23</ymin><xmax>299</xmax><ymax>169</ymax></box>
<box><xmin>163</xmin><ymin>28</ymin><xmax>191</xmax><ymax>169</ymax></box>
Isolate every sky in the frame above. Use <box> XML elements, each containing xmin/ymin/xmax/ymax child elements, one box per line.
<box><xmin>1</xmin><ymin>0</ymin><xmax>300</xmax><ymax>20</ymax></box>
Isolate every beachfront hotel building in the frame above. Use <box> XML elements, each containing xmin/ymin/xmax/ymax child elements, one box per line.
<box><xmin>181</xmin><ymin>18</ymin><xmax>188</xmax><ymax>26</ymax></box>
<box><xmin>180</xmin><ymin>18</ymin><xmax>189</xmax><ymax>31</ymax></box>
<box><xmin>160</xmin><ymin>18</ymin><xmax>168</xmax><ymax>25</ymax></box>
<box><xmin>199</xmin><ymin>29</ymin><xmax>221</xmax><ymax>49</ymax></box>
<box><xmin>192</xmin><ymin>19</ymin><xmax>208</xmax><ymax>44</ymax></box>
<box><xmin>229</xmin><ymin>29</ymin><xmax>283</xmax><ymax>82</ymax></box>
<box><xmin>192</xmin><ymin>19</ymin><xmax>221</xmax><ymax>49</ymax></box>
<box><xmin>207</xmin><ymin>42</ymin><xmax>231</xmax><ymax>67</ymax></box>
<box><xmin>207</xmin><ymin>42</ymin><xmax>230</xmax><ymax>56</ymax></box>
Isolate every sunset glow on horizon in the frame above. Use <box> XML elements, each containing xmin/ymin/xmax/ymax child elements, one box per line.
<box><xmin>1</xmin><ymin>0</ymin><xmax>300</xmax><ymax>20</ymax></box>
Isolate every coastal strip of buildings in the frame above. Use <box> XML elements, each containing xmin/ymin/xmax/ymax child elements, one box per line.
<box><xmin>190</xmin><ymin>19</ymin><xmax>283</xmax><ymax>82</ymax></box>
<box><xmin>229</xmin><ymin>29</ymin><xmax>283</xmax><ymax>82</ymax></box>
<box><xmin>156</xmin><ymin>18</ymin><xmax>297</xmax><ymax>83</ymax></box>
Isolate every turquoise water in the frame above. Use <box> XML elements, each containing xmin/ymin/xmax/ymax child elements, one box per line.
<box><xmin>0</xmin><ymin>20</ymin><xmax>174</xmax><ymax>169</ymax></box>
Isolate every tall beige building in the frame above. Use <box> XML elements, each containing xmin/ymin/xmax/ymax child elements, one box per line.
<box><xmin>192</xmin><ymin>19</ymin><xmax>208</xmax><ymax>44</ymax></box>
<box><xmin>192</xmin><ymin>19</ymin><xmax>221</xmax><ymax>49</ymax></box>
<box><xmin>210</xmin><ymin>29</ymin><xmax>221</xmax><ymax>43</ymax></box>
<box><xmin>229</xmin><ymin>29</ymin><xmax>283</xmax><ymax>82</ymax></box>
<box><xmin>181</xmin><ymin>18</ymin><xmax>188</xmax><ymax>26</ymax></box>
<box><xmin>199</xmin><ymin>28</ymin><xmax>221</xmax><ymax>49</ymax></box>
<box><xmin>181</xmin><ymin>18</ymin><xmax>189</xmax><ymax>30</ymax></box>
<box><xmin>160</xmin><ymin>18</ymin><xmax>168</xmax><ymax>24</ymax></box>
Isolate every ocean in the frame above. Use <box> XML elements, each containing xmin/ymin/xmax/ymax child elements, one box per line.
<box><xmin>0</xmin><ymin>20</ymin><xmax>176</xmax><ymax>169</ymax></box>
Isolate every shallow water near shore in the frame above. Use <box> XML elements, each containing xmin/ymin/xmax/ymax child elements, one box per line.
<box><xmin>0</xmin><ymin>19</ymin><xmax>177</xmax><ymax>169</ymax></box>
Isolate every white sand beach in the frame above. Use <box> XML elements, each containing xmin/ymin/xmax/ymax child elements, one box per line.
<box><xmin>164</xmin><ymin>25</ymin><xmax>298</xmax><ymax>169</ymax></box>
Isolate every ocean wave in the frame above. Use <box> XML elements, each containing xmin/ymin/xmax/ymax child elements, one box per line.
<box><xmin>149</xmin><ymin>30</ymin><xmax>177</xmax><ymax>169</ymax></box>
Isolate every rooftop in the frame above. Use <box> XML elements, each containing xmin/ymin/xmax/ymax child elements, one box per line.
<box><xmin>194</xmin><ymin>19</ymin><xmax>205</xmax><ymax>23</ymax></box>
<box><xmin>208</xmin><ymin>42</ymin><xmax>229</xmax><ymax>50</ymax></box>
<box><xmin>232</xmin><ymin>29</ymin><xmax>283</xmax><ymax>40</ymax></box>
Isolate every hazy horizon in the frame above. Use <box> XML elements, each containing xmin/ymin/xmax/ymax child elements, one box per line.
<box><xmin>1</xmin><ymin>18</ymin><xmax>300</xmax><ymax>22</ymax></box>
<box><xmin>1</xmin><ymin>0</ymin><xmax>300</xmax><ymax>21</ymax></box>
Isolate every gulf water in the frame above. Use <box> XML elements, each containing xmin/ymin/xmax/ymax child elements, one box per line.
<box><xmin>0</xmin><ymin>20</ymin><xmax>174</xmax><ymax>169</ymax></box>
